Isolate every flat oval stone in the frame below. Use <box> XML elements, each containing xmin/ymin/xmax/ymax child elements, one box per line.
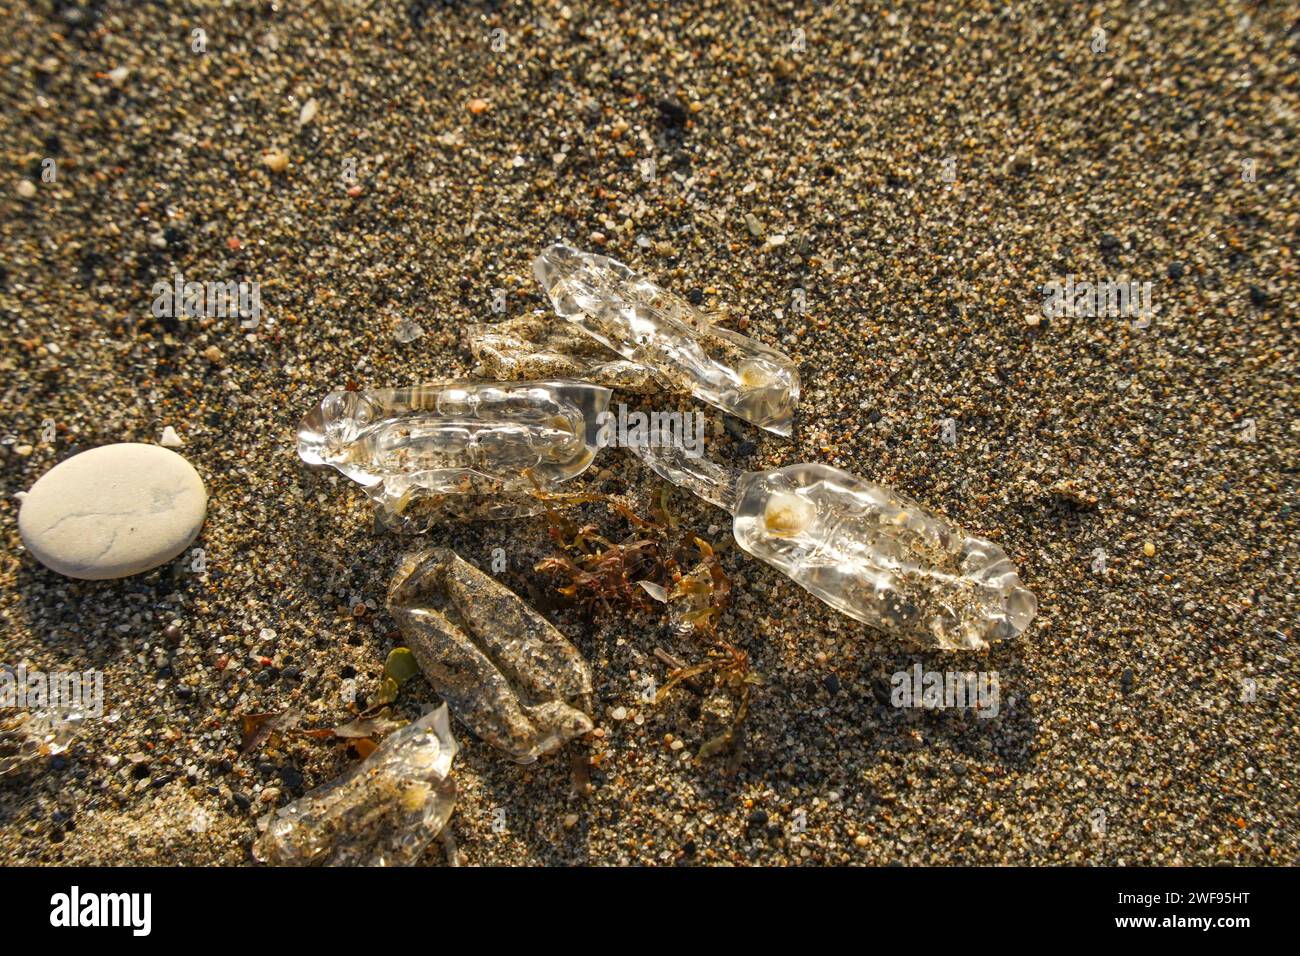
<box><xmin>19</xmin><ymin>443</ymin><xmax>207</xmax><ymax>580</ymax></box>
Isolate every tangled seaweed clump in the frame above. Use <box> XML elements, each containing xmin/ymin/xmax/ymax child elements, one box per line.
<box><xmin>532</xmin><ymin>485</ymin><xmax>755</xmax><ymax>760</ymax></box>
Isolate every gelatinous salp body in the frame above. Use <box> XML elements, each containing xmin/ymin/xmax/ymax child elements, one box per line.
<box><xmin>388</xmin><ymin>548</ymin><xmax>593</xmax><ymax>762</ymax></box>
<box><xmin>732</xmin><ymin>463</ymin><xmax>1037</xmax><ymax>650</ymax></box>
<box><xmin>253</xmin><ymin>705</ymin><xmax>458</xmax><ymax>867</ymax></box>
<box><xmin>533</xmin><ymin>243</ymin><xmax>798</xmax><ymax>436</ymax></box>
<box><xmin>297</xmin><ymin>380</ymin><xmax>612</xmax><ymax>529</ymax></box>
<box><xmin>629</xmin><ymin>444</ymin><xmax>1036</xmax><ymax>649</ymax></box>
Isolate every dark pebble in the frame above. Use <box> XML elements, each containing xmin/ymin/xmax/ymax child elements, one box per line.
<box><xmin>686</xmin><ymin>287</ymin><xmax>704</xmax><ymax>305</ymax></box>
<box><xmin>1100</xmin><ymin>234</ymin><xmax>1120</xmax><ymax>253</ymax></box>
<box><xmin>277</xmin><ymin>766</ymin><xmax>305</xmax><ymax>790</ymax></box>
<box><xmin>1248</xmin><ymin>285</ymin><xmax>1268</xmax><ymax>307</ymax></box>
<box><xmin>1166</xmin><ymin>262</ymin><xmax>1185</xmax><ymax>280</ymax></box>
<box><xmin>747</xmin><ymin>809</ymin><xmax>768</xmax><ymax>827</ymax></box>
<box><xmin>823</xmin><ymin>673</ymin><xmax>841</xmax><ymax>695</ymax></box>
<box><xmin>657</xmin><ymin>98</ymin><xmax>687</xmax><ymax>128</ymax></box>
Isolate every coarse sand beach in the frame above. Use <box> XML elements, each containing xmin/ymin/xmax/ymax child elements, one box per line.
<box><xmin>0</xmin><ymin>0</ymin><xmax>1296</xmax><ymax>865</ymax></box>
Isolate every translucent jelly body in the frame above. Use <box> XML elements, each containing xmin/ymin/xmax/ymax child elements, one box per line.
<box><xmin>732</xmin><ymin>463</ymin><xmax>1037</xmax><ymax>650</ymax></box>
<box><xmin>534</xmin><ymin>243</ymin><xmax>799</xmax><ymax>436</ymax></box>
<box><xmin>252</xmin><ymin>705</ymin><xmax>458</xmax><ymax>866</ymax></box>
<box><xmin>297</xmin><ymin>381</ymin><xmax>612</xmax><ymax>489</ymax></box>
<box><xmin>388</xmin><ymin>549</ymin><xmax>593</xmax><ymax>762</ymax></box>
